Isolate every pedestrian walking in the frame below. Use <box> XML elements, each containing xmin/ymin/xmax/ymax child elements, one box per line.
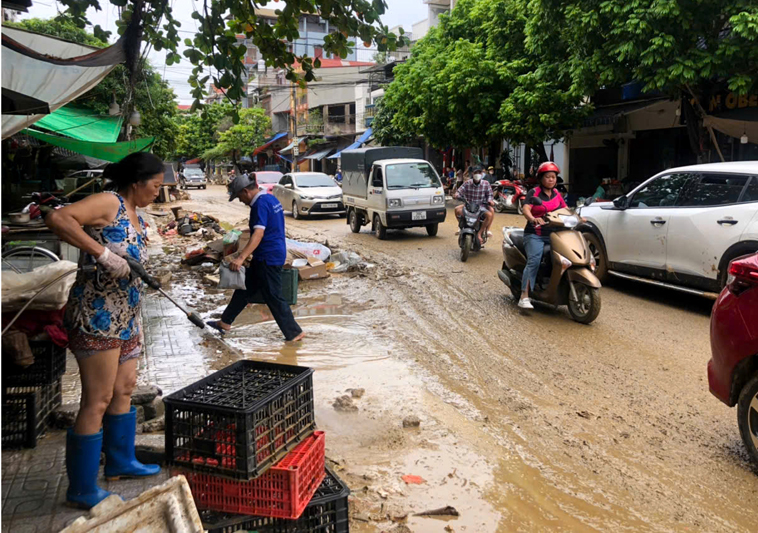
<box><xmin>208</xmin><ymin>174</ymin><xmax>305</xmax><ymax>342</ymax></box>
<box><xmin>45</xmin><ymin>152</ymin><xmax>164</xmax><ymax>509</ymax></box>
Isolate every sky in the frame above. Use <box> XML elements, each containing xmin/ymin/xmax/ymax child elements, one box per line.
<box><xmin>16</xmin><ymin>0</ymin><xmax>429</xmax><ymax>104</ymax></box>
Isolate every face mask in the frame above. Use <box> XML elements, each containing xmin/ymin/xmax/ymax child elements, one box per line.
<box><xmin>473</xmin><ymin>174</ymin><xmax>482</xmax><ymax>183</ymax></box>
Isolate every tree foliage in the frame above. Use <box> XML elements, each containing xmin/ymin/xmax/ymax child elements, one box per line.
<box><xmin>377</xmin><ymin>0</ymin><xmax>758</xmax><ymax>150</ymax></box>
<box><xmin>6</xmin><ymin>16</ymin><xmax>180</xmax><ymax>159</ymax></box>
<box><xmin>57</xmin><ymin>0</ymin><xmax>410</xmax><ymax>118</ymax></box>
<box><xmin>216</xmin><ymin>107</ymin><xmax>271</xmax><ymax>156</ymax></box>
<box><xmin>175</xmin><ymin>103</ymin><xmax>234</xmax><ymax>158</ymax></box>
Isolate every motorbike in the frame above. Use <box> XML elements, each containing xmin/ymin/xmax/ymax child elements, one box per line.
<box><xmin>458</xmin><ymin>202</ymin><xmax>489</xmax><ymax>262</ymax></box>
<box><xmin>497</xmin><ymin>198</ymin><xmax>602</xmax><ymax>323</ymax></box>
<box><xmin>492</xmin><ymin>179</ymin><xmax>526</xmax><ymax>214</ymax></box>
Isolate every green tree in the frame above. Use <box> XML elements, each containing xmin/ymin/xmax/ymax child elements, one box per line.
<box><xmin>529</xmin><ymin>0</ymin><xmax>758</xmax><ymax>98</ymax></box>
<box><xmin>371</xmin><ymin>98</ymin><xmax>416</xmax><ymax>146</ymax></box>
<box><xmin>7</xmin><ymin>16</ymin><xmax>180</xmax><ymax>159</ymax></box>
<box><xmin>215</xmin><ymin>107</ymin><xmax>271</xmax><ymax>159</ymax></box>
<box><xmin>57</xmin><ymin>0</ymin><xmax>411</xmax><ymax>115</ymax></box>
<box><xmin>175</xmin><ymin>103</ymin><xmax>235</xmax><ymax>158</ymax></box>
<box><xmin>377</xmin><ymin>0</ymin><xmax>585</xmax><ymax>154</ymax></box>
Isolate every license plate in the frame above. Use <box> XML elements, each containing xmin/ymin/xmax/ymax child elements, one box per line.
<box><xmin>322</xmin><ymin>203</ymin><xmax>338</xmax><ymax>209</ymax></box>
<box><xmin>412</xmin><ymin>211</ymin><xmax>427</xmax><ymax>221</ymax></box>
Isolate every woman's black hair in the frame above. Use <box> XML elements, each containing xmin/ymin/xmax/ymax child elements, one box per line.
<box><xmin>103</xmin><ymin>152</ymin><xmax>164</xmax><ymax>191</ymax></box>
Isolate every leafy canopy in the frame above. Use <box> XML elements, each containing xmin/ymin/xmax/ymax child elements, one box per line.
<box><xmin>57</xmin><ymin>0</ymin><xmax>410</xmax><ymax>118</ymax></box>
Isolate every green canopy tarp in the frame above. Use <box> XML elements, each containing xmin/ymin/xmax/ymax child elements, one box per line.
<box><xmin>31</xmin><ymin>106</ymin><xmax>123</xmax><ymax>143</ymax></box>
<box><xmin>23</xmin><ymin>128</ymin><xmax>154</xmax><ymax>163</ymax></box>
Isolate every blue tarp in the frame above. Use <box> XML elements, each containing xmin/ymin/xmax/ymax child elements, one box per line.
<box><xmin>327</xmin><ymin>128</ymin><xmax>372</xmax><ymax>159</ymax></box>
<box><xmin>253</xmin><ymin>131</ymin><xmax>288</xmax><ymax>155</ymax></box>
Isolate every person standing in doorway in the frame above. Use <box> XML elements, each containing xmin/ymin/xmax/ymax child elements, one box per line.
<box><xmin>208</xmin><ymin>174</ymin><xmax>305</xmax><ymax>342</ymax></box>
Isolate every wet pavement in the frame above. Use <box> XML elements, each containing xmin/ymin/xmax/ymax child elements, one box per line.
<box><xmin>4</xmin><ymin>184</ymin><xmax>756</xmax><ymax>532</ymax></box>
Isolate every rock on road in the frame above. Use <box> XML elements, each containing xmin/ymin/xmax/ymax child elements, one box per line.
<box><xmin>183</xmin><ymin>186</ymin><xmax>757</xmax><ymax>531</ymax></box>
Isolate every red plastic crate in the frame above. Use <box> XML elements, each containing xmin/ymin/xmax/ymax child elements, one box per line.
<box><xmin>178</xmin><ymin>431</ymin><xmax>326</xmax><ymax>520</ymax></box>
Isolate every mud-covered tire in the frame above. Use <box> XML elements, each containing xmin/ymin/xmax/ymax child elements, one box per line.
<box><xmin>460</xmin><ymin>234</ymin><xmax>472</xmax><ymax>262</ymax></box>
<box><xmin>737</xmin><ymin>373</ymin><xmax>758</xmax><ymax>466</ymax></box>
<box><xmin>426</xmin><ymin>223</ymin><xmax>439</xmax><ymax>237</ymax></box>
<box><xmin>584</xmin><ymin>232</ymin><xmax>608</xmax><ymax>283</ymax></box>
<box><xmin>349</xmin><ymin>210</ymin><xmax>362</xmax><ymax>233</ymax></box>
<box><xmin>374</xmin><ymin>214</ymin><xmax>387</xmax><ymax>240</ymax></box>
<box><xmin>292</xmin><ymin>201</ymin><xmax>300</xmax><ymax>219</ymax></box>
<box><xmin>567</xmin><ymin>283</ymin><xmax>601</xmax><ymax>324</ymax></box>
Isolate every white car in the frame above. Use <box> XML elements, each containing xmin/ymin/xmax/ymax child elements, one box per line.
<box><xmin>273</xmin><ymin>172</ymin><xmax>345</xmax><ymax>219</ymax></box>
<box><xmin>577</xmin><ymin>162</ymin><xmax>758</xmax><ymax>296</ymax></box>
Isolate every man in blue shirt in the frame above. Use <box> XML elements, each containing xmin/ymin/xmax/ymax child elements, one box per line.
<box><xmin>207</xmin><ymin>174</ymin><xmax>304</xmax><ymax>341</ymax></box>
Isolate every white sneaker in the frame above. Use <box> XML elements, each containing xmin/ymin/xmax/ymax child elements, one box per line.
<box><xmin>518</xmin><ymin>298</ymin><xmax>534</xmax><ymax>309</ymax></box>
<box><xmin>487</xmin><ymin>231</ymin><xmax>493</xmax><ymax>237</ymax></box>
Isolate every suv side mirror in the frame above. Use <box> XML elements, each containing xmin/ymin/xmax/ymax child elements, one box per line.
<box><xmin>613</xmin><ymin>196</ymin><xmax>628</xmax><ymax>209</ymax></box>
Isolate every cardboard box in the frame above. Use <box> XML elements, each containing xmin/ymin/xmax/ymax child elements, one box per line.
<box><xmin>296</xmin><ymin>257</ymin><xmax>329</xmax><ymax>280</ymax></box>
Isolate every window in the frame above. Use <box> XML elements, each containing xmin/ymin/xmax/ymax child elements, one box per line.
<box><xmin>629</xmin><ymin>173</ymin><xmax>689</xmax><ymax>208</ymax></box>
<box><xmin>295</xmin><ymin>173</ymin><xmax>336</xmax><ymax>187</ymax></box>
<box><xmin>278</xmin><ymin>175</ymin><xmax>290</xmax><ymax>186</ymax></box>
<box><xmin>385</xmin><ymin>163</ymin><xmax>441</xmax><ymax>189</ymax></box>
<box><xmin>676</xmin><ymin>173</ymin><xmax>750</xmax><ymax>207</ymax></box>
<box><xmin>739</xmin><ymin>176</ymin><xmax>758</xmax><ymax>204</ymax></box>
<box><xmin>372</xmin><ymin>167</ymin><xmax>383</xmax><ymax>187</ymax></box>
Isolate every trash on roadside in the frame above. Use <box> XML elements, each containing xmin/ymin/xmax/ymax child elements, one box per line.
<box><xmin>60</xmin><ymin>475</ymin><xmax>204</xmax><ymax>533</ymax></box>
<box><xmin>218</xmin><ymin>263</ymin><xmax>247</xmax><ymax>290</ymax></box>
<box><xmin>401</xmin><ymin>475</ymin><xmax>426</xmax><ymax>485</ymax></box>
<box><xmin>286</xmin><ymin>238</ymin><xmax>331</xmax><ymax>261</ymax></box>
<box><xmin>295</xmin><ymin>257</ymin><xmax>329</xmax><ymax>280</ymax></box>
<box><xmin>415</xmin><ymin>506</ymin><xmax>459</xmax><ymax>517</ymax></box>
<box><xmin>330</xmin><ymin>251</ymin><xmax>363</xmax><ymax>273</ymax></box>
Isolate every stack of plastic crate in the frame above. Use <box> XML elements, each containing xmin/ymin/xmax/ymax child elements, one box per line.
<box><xmin>2</xmin><ymin>339</ymin><xmax>66</xmax><ymax>448</ymax></box>
<box><xmin>165</xmin><ymin>360</ymin><xmax>347</xmax><ymax>531</ymax></box>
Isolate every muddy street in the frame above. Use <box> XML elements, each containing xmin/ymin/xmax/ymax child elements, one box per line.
<box><xmin>162</xmin><ymin>186</ymin><xmax>756</xmax><ymax>532</ymax></box>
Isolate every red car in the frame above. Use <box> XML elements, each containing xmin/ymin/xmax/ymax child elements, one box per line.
<box><xmin>708</xmin><ymin>252</ymin><xmax>758</xmax><ymax>465</ymax></box>
<box><xmin>253</xmin><ymin>171</ymin><xmax>284</xmax><ymax>195</ymax></box>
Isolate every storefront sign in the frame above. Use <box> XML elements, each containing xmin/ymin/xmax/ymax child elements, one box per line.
<box><xmin>707</xmin><ymin>92</ymin><xmax>758</xmax><ymax>114</ymax></box>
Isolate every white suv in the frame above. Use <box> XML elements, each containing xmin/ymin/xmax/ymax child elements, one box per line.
<box><xmin>577</xmin><ymin>162</ymin><xmax>758</xmax><ymax>296</ymax></box>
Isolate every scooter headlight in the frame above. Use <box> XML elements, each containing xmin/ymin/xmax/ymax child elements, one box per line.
<box><xmin>466</xmin><ymin>217</ymin><xmax>478</xmax><ymax>225</ymax></box>
<box><xmin>557</xmin><ymin>253</ymin><xmax>573</xmax><ymax>273</ymax></box>
<box><xmin>558</xmin><ymin>215</ymin><xmax>580</xmax><ymax>228</ymax></box>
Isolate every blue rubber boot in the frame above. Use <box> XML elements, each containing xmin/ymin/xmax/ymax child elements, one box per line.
<box><xmin>103</xmin><ymin>406</ymin><xmax>161</xmax><ymax>480</ymax></box>
<box><xmin>66</xmin><ymin>428</ymin><xmax>112</xmax><ymax>509</ymax></box>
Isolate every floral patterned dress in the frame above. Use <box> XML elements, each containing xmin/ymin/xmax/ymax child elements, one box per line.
<box><xmin>65</xmin><ymin>192</ymin><xmax>148</xmax><ymax>346</ymax></box>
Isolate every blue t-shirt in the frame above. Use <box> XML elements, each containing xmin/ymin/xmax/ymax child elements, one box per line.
<box><xmin>249</xmin><ymin>192</ymin><xmax>287</xmax><ymax>265</ymax></box>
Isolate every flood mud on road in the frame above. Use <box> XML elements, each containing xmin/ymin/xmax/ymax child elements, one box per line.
<box><xmin>134</xmin><ymin>187</ymin><xmax>756</xmax><ymax>532</ymax></box>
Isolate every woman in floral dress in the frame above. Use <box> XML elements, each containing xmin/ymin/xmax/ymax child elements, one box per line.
<box><xmin>46</xmin><ymin>152</ymin><xmax>165</xmax><ymax>509</ymax></box>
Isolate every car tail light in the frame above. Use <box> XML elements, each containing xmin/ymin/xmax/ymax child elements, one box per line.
<box><xmin>726</xmin><ymin>256</ymin><xmax>758</xmax><ymax>296</ymax></box>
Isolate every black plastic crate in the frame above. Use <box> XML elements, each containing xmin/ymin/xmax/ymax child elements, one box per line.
<box><xmin>3</xmin><ymin>339</ymin><xmax>67</xmax><ymax>386</ymax></box>
<box><xmin>2</xmin><ymin>379</ymin><xmax>62</xmax><ymax>448</ymax></box>
<box><xmin>165</xmin><ymin>360</ymin><xmax>315</xmax><ymax>480</ymax></box>
<box><xmin>200</xmin><ymin>466</ymin><xmax>350</xmax><ymax>533</ymax></box>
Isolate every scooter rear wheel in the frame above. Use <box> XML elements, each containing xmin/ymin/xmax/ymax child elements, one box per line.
<box><xmin>567</xmin><ymin>283</ymin><xmax>601</xmax><ymax>324</ymax></box>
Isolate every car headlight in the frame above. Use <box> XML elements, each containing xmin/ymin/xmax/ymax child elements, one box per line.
<box><xmin>387</xmin><ymin>198</ymin><xmax>402</xmax><ymax>208</ymax></box>
<box><xmin>300</xmin><ymin>195</ymin><xmax>313</xmax><ymax>200</ymax></box>
<box><xmin>432</xmin><ymin>195</ymin><xmax>444</xmax><ymax>205</ymax></box>
<box><xmin>558</xmin><ymin>215</ymin><xmax>579</xmax><ymax>228</ymax></box>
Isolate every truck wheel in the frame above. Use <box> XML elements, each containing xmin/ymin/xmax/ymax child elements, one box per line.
<box><xmin>292</xmin><ymin>201</ymin><xmax>300</xmax><ymax>220</ymax></box>
<box><xmin>737</xmin><ymin>373</ymin><xmax>758</xmax><ymax>466</ymax></box>
<box><xmin>426</xmin><ymin>223</ymin><xmax>439</xmax><ymax>237</ymax></box>
<box><xmin>349</xmin><ymin>210</ymin><xmax>362</xmax><ymax>233</ymax></box>
<box><xmin>583</xmin><ymin>232</ymin><xmax>608</xmax><ymax>283</ymax></box>
<box><xmin>374</xmin><ymin>214</ymin><xmax>387</xmax><ymax>240</ymax></box>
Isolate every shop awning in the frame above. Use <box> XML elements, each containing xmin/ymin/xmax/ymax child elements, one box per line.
<box><xmin>276</xmin><ymin>153</ymin><xmax>293</xmax><ymax>164</ymax></box>
<box><xmin>327</xmin><ymin>128</ymin><xmax>373</xmax><ymax>159</ymax></box>
<box><xmin>23</xmin><ymin>128</ymin><xmax>154</xmax><ymax>163</ymax></box>
<box><xmin>303</xmin><ymin>147</ymin><xmax>334</xmax><ymax>161</ymax></box>
<box><xmin>278</xmin><ymin>139</ymin><xmax>298</xmax><ymax>154</ymax></box>
<box><xmin>582</xmin><ymin>99</ymin><xmax>666</xmax><ymax>128</ymax></box>
<box><xmin>252</xmin><ymin>131</ymin><xmax>288</xmax><ymax>155</ymax></box>
<box><xmin>2</xmin><ymin>27</ymin><xmax>126</xmax><ymax>139</ymax></box>
<box><xmin>32</xmin><ymin>105</ymin><xmax>123</xmax><ymax>143</ymax></box>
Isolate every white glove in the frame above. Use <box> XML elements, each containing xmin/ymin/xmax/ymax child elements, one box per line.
<box><xmin>97</xmin><ymin>247</ymin><xmax>131</xmax><ymax>279</ymax></box>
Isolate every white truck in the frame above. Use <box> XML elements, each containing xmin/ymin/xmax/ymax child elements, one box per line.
<box><xmin>341</xmin><ymin>147</ymin><xmax>447</xmax><ymax>239</ymax></box>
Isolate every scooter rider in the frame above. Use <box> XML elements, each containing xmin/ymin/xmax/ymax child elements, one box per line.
<box><xmin>518</xmin><ymin>161</ymin><xmax>567</xmax><ymax>309</ymax></box>
<box><xmin>455</xmin><ymin>165</ymin><xmax>494</xmax><ymax>246</ymax></box>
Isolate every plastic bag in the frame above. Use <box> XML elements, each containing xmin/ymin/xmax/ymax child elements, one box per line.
<box><xmin>218</xmin><ymin>263</ymin><xmax>247</xmax><ymax>290</ymax></box>
<box><xmin>285</xmin><ymin>238</ymin><xmax>331</xmax><ymax>261</ymax></box>
<box><xmin>223</xmin><ymin>229</ymin><xmax>242</xmax><ymax>245</ymax></box>
<box><xmin>1</xmin><ymin>260</ymin><xmax>78</xmax><ymax>311</ymax></box>
<box><xmin>330</xmin><ymin>252</ymin><xmax>363</xmax><ymax>273</ymax></box>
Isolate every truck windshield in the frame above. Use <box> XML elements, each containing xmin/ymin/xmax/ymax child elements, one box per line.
<box><xmin>385</xmin><ymin>163</ymin><xmax>440</xmax><ymax>189</ymax></box>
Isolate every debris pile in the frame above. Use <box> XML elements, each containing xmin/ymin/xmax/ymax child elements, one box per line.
<box><xmin>157</xmin><ymin>207</ymin><xmax>225</xmax><ymax>238</ymax></box>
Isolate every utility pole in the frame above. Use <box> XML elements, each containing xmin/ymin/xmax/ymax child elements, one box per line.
<box><xmin>290</xmin><ymin>80</ymin><xmax>298</xmax><ymax>172</ymax></box>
